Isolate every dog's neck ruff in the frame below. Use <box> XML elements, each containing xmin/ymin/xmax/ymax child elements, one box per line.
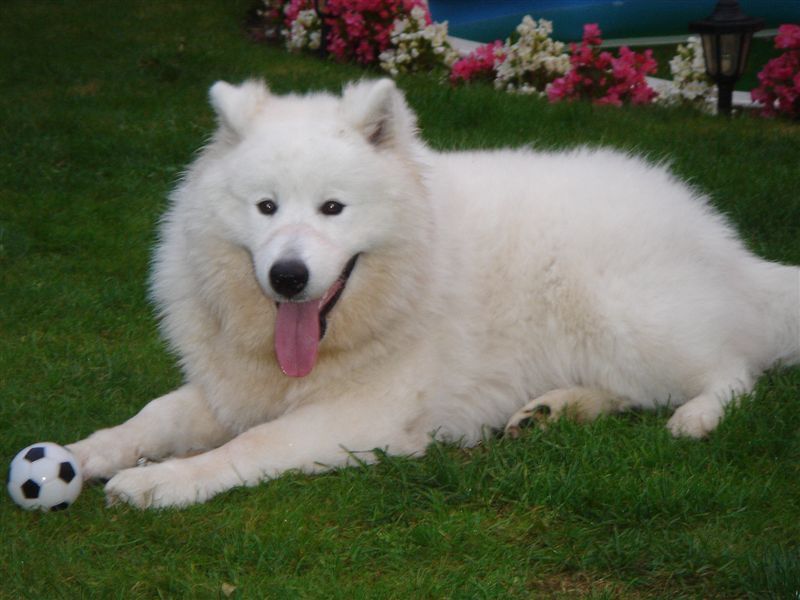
<box><xmin>274</xmin><ymin>255</ymin><xmax>359</xmax><ymax>377</ymax></box>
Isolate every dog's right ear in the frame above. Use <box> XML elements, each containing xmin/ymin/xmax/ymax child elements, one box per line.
<box><xmin>209</xmin><ymin>80</ymin><xmax>270</xmax><ymax>139</ymax></box>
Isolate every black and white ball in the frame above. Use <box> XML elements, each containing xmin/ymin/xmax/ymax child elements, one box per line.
<box><xmin>7</xmin><ymin>442</ymin><xmax>83</xmax><ymax>511</ymax></box>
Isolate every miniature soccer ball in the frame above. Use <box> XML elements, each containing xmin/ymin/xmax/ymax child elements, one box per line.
<box><xmin>7</xmin><ymin>442</ymin><xmax>83</xmax><ymax>511</ymax></box>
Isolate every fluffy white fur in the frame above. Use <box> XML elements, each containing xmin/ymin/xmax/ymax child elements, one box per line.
<box><xmin>68</xmin><ymin>79</ymin><xmax>800</xmax><ymax>509</ymax></box>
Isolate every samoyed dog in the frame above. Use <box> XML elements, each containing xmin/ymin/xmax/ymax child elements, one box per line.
<box><xmin>68</xmin><ymin>79</ymin><xmax>799</xmax><ymax>508</ymax></box>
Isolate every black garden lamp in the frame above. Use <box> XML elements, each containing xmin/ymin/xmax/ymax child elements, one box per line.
<box><xmin>689</xmin><ymin>0</ymin><xmax>764</xmax><ymax>115</ymax></box>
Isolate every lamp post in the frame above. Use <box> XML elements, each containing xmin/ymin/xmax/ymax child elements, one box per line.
<box><xmin>689</xmin><ymin>0</ymin><xmax>764</xmax><ymax>115</ymax></box>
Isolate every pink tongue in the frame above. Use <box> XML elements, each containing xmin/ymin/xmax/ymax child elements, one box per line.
<box><xmin>274</xmin><ymin>300</ymin><xmax>321</xmax><ymax>377</ymax></box>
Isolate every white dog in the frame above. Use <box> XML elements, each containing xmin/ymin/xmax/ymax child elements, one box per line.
<box><xmin>68</xmin><ymin>79</ymin><xmax>800</xmax><ymax>508</ymax></box>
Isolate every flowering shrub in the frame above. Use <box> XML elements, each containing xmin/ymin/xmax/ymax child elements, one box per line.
<box><xmin>547</xmin><ymin>24</ymin><xmax>658</xmax><ymax>106</ymax></box>
<box><xmin>494</xmin><ymin>17</ymin><xmax>570</xmax><ymax>95</ymax></box>
<box><xmin>254</xmin><ymin>5</ymin><xmax>685</xmax><ymax>113</ymax></box>
<box><xmin>255</xmin><ymin>0</ymin><xmax>321</xmax><ymax>51</ymax></box>
<box><xmin>257</xmin><ymin>0</ymin><xmax>287</xmax><ymax>42</ymax></box>
<box><xmin>379</xmin><ymin>5</ymin><xmax>458</xmax><ymax>75</ymax></box>
<box><xmin>657</xmin><ymin>36</ymin><xmax>716</xmax><ymax>111</ymax></box>
<box><xmin>283</xmin><ymin>0</ymin><xmax>322</xmax><ymax>52</ymax></box>
<box><xmin>324</xmin><ymin>0</ymin><xmax>427</xmax><ymax>65</ymax></box>
<box><xmin>751</xmin><ymin>24</ymin><xmax>800</xmax><ymax>119</ymax></box>
<box><xmin>450</xmin><ymin>40</ymin><xmax>505</xmax><ymax>85</ymax></box>
<box><xmin>258</xmin><ymin>0</ymin><xmax>439</xmax><ymax>66</ymax></box>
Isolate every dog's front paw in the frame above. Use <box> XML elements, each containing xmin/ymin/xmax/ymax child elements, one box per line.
<box><xmin>105</xmin><ymin>455</ymin><xmax>230</xmax><ymax>509</ymax></box>
<box><xmin>67</xmin><ymin>430</ymin><xmax>141</xmax><ymax>481</ymax></box>
<box><xmin>666</xmin><ymin>400</ymin><xmax>723</xmax><ymax>438</ymax></box>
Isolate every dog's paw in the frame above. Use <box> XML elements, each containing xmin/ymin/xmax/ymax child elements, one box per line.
<box><xmin>505</xmin><ymin>397</ymin><xmax>561</xmax><ymax>438</ymax></box>
<box><xmin>505</xmin><ymin>388</ymin><xmax>622</xmax><ymax>438</ymax></box>
<box><xmin>666</xmin><ymin>400</ymin><xmax>723</xmax><ymax>438</ymax></box>
<box><xmin>67</xmin><ymin>431</ymin><xmax>140</xmax><ymax>481</ymax></box>
<box><xmin>105</xmin><ymin>461</ymin><xmax>197</xmax><ymax>509</ymax></box>
<box><xmin>105</xmin><ymin>454</ymin><xmax>232</xmax><ymax>509</ymax></box>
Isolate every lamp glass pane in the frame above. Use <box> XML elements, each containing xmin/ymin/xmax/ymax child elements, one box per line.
<box><xmin>719</xmin><ymin>33</ymin><xmax>740</xmax><ymax>78</ymax></box>
<box><xmin>701</xmin><ymin>33</ymin><xmax>718</xmax><ymax>77</ymax></box>
<box><xmin>737</xmin><ymin>33</ymin><xmax>753</xmax><ymax>76</ymax></box>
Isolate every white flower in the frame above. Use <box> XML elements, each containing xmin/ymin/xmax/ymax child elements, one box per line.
<box><xmin>493</xmin><ymin>16</ymin><xmax>569</xmax><ymax>94</ymax></box>
<box><xmin>657</xmin><ymin>36</ymin><xmax>716</xmax><ymax>112</ymax></box>
<box><xmin>410</xmin><ymin>5</ymin><xmax>427</xmax><ymax>25</ymax></box>
<box><xmin>380</xmin><ymin>11</ymin><xmax>457</xmax><ymax>76</ymax></box>
<box><xmin>284</xmin><ymin>9</ymin><xmax>322</xmax><ymax>53</ymax></box>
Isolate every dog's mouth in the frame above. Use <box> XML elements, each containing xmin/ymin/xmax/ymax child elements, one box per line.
<box><xmin>274</xmin><ymin>254</ymin><xmax>359</xmax><ymax>378</ymax></box>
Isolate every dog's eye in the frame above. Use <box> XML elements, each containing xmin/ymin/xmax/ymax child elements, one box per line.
<box><xmin>256</xmin><ymin>199</ymin><xmax>278</xmax><ymax>216</ymax></box>
<box><xmin>320</xmin><ymin>200</ymin><xmax>345</xmax><ymax>216</ymax></box>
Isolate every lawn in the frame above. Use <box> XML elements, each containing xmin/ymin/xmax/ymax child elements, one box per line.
<box><xmin>2</xmin><ymin>1</ymin><xmax>800</xmax><ymax>598</ymax></box>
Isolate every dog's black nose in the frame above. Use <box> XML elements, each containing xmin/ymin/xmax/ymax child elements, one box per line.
<box><xmin>269</xmin><ymin>259</ymin><xmax>309</xmax><ymax>298</ymax></box>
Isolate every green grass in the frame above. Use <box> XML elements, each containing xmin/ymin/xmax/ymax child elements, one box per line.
<box><xmin>2</xmin><ymin>1</ymin><xmax>800</xmax><ymax>598</ymax></box>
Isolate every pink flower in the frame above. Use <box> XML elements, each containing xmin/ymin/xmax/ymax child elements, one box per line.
<box><xmin>595</xmin><ymin>92</ymin><xmax>622</xmax><ymax>106</ymax></box>
<box><xmin>284</xmin><ymin>0</ymin><xmax>314</xmax><ymax>24</ymax></box>
<box><xmin>572</xmin><ymin>43</ymin><xmax>594</xmax><ymax>66</ymax></box>
<box><xmin>752</xmin><ymin>25</ymin><xmax>800</xmax><ymax>118</ymax></box>
<box><xmin>546</xmin><ymin>76</ymin><xmax>572</xmax><ymax>102</ymax></box>
<box><xmin>631</xmin><ymin>83</ymin><xmax>656</xmax><ymax>105</ymax></box>
<box><xmin>327</xmin><ymin>34</ymin><xmax>348</xmax><ymax>60</ymax></box>
<box><xmin>548</xmin><ymin>23</ymin><xmax>657</xmax><ymax>106</ymax></box>
<box><xmin>583</xmin><ymin>23</ymin><xmax>602</xmax><ymax>46</ymax></box>
<box><xmin>321</xmin><ymin>0</ymin><xmax>428</xmax><ymax>64</ymax></box>
<box><xmin>450</xmin><ymin>40</ymin><xmax>504</xmax><ymax>84</ymax></box>
<box><xmin>596</xmin><ymin>51</ymin><xmax>613</xmax><ymax>70</ymax></box>
<box><xmin>776</xmin><ymin>24</ymin><xmax>800</xmax><ymax>50</ymax></box>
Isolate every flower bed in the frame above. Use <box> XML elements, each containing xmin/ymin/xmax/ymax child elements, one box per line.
<box><xmin>252</xmin><ymin>1</ymin><xmax>798</xmax><ymax>119</ymax></box>
<box><xmin>379</xmin><ymin>5</ymin><xmax>459</xmax><ymax>75</ymax></box>
<box><xmin>546</xmin><ymin>24</ymin><xmax>657</xmax><ymax>106</ymax></box>
<box><xmin>751</xmin><ymin>24</ymin><xmax>800</xmax><ymax>118</ymax></box>
<box><xmin>655</xmin><ymin>36</ymin><xmax>716</xmax><ymax>112</ymax></box>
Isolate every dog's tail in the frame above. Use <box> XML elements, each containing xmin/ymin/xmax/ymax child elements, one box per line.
<box><xmin>791</xmin><ymin>266</ymin><xmax>800</xmax><ymax>366</ymax></box>
<box><xmin>769</xmin><ymin>264</ymin><xmax>800</xmax><ymax>367</ymax></box>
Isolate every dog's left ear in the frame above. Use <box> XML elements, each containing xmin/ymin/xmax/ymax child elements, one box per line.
<box><xmin>340</xmin><ymin>79</ymin><xmax>416</xmax><ymax>149</ymax></box>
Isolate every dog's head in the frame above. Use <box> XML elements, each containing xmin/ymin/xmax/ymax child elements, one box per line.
<box><xmin>180</xmin><ymin>79</ymin><xmax>431</xmax><ymax>377</ymax></box>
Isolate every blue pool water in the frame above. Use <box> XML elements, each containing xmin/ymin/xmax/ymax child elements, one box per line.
<box><xmin>428</xmin><ymin>1</ymin><xmax>799</xmax><ymax>42</ymax></box>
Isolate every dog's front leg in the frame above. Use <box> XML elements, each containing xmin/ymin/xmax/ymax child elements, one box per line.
<box><xmin>103</xmin><ymin>393</ymin><xmax>429</xmax><ymax>509</ymax></box>
<box><xmin>68</xmin><ymin>384</ymin><xmax>233</xmax><ymax>481</ymax></box>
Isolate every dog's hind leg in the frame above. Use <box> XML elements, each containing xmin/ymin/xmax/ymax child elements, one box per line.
<box><xmin>666</xmin><ymin>370</ymin><xmax>754</xmax><ymax>438</ymax></box>
<box><xmin>504</xmin><ymin>387</ymin><xmax>629</xmax><ymax>438</ymax></box>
